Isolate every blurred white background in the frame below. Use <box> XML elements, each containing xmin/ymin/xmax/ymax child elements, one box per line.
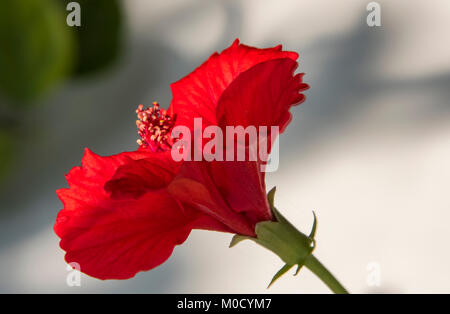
<box><xmin>0</xmin><ymin>0</ymin><xmax>449</xmax><ymax>293</ymax></box>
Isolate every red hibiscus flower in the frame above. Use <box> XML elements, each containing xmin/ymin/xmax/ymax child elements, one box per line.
<box><xmin>55</xmin><ymin>39</ymin><xmax>308</xmax><ymax>280</ymax></box>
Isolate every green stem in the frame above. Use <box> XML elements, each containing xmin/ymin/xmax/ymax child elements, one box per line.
<box><xmin>304</xmin><ymin>254</ymin><xmax>349</xmax><ymax>294</ymax></box>
<box><xmin>231</xmin><ymin>187</ymin><xmax>350</xmax><ymax>294</ymax></box>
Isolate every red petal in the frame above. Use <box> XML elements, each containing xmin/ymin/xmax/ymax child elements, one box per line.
<box><xmin>55</xmin><ymin>149</ymin><xmax>209</xmax><ymax>279</ymax></box>
<box><xmin>104</xmin><ymin>151</ymin><xmax>181</xmax><ymax>200</ymax></box>
<box><xmin>204</xmin><ymin>160</ymin><xmax>271</xmax><ymax>224</ymax></box>
<box><xmin>169</xmin><ymin>39</ymin><xmax>299</xmax><ymax>130</ymax></box>
<box><xmin>168</xmin><ymin>161</ymin><xmax>259</xmax><ymax>237</ymax></box>
<box><xmin>217</xmin><ymin>58</ymin><xmax>309</xmax><ymax>135</ymax></box>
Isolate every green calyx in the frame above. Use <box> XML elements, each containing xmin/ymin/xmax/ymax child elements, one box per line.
<box><xmin>229</xmin><ymin>187</ymin><xmax>317</xmax><ymax>288</ymax></box>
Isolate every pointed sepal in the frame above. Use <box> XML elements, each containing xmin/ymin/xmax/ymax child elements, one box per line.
<box><xmin>267</xmin><ymin>264</ymin><xmax>294</xmax><ymax>288</ymax></box>
<box><xmin>294</xmin><ymin>263</ymin><xmax>303</xmax><ymax>276</ymax></box>
<box><xmin>229</xmin><ymin>234</ymin><xmax>253</xmax><ymax>248</ymax></box>
<box><xmin>309</xmin><ymin>211</ymin><xmax>317</xmax><ymax>240</ymax></box>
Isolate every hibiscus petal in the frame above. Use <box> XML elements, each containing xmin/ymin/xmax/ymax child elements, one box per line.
<box><xmin>204</xmin><ymin>160</ymin><xmax>272</xmax><ymax>225</ymax></box>
<box><xmin>55</xmin><ymin>149</ymin><xmax>209</xmax><ymax>279</ymax></box>
<box><xmin>169</xmin><ymin>39</ymin><xmax>299</xmax><ymax>130</ymax></box>
<box><xmin>168</xmin><ymin>161</ymin><xmax>257</xmax><ymax>237</ymax></box>
<box><xmin>104</xmin><ymin>151</ymin><xmax>181</xmax><ymax>200</ymax></box>
<box><xmin>56</xmin><ymin>192</ymin><xmax>198</xmax><ymax>280</ymax></box>
<box><xmin>216</xmin><ymin>58</ymin><xmax>309</xmax><ymax>135</ymax></box>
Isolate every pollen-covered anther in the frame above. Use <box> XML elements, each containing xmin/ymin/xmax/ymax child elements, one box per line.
<box><xmin>135</xmin><ymin>102</ymin><xmax>177</xmax><ymax>152</ymax></box>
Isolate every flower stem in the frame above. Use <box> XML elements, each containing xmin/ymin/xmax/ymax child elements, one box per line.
<box><xmin>304</xmin><ymin>254</ymin><xmax>349</xmax><ymax>294</ymax></box>
<box><xmin>231</xmin><ymin>187</ymin><xmax>350</xmax><ymax>293</ymax></box>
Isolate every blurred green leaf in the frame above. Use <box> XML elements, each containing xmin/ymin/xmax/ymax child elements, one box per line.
<box><xmin>60</xmin><ymin>0</ymin><xmax>123</xmax><ymax>77</ymax></box>
<box><xmin>0</xmin><ymin>0</ymin><xmax>74</xmax><ymax>104</ymax></box>
<box><xmin>0</xmin><ymin>129</ymin><xmax>14</xmax><ymax>180</ymax></box>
